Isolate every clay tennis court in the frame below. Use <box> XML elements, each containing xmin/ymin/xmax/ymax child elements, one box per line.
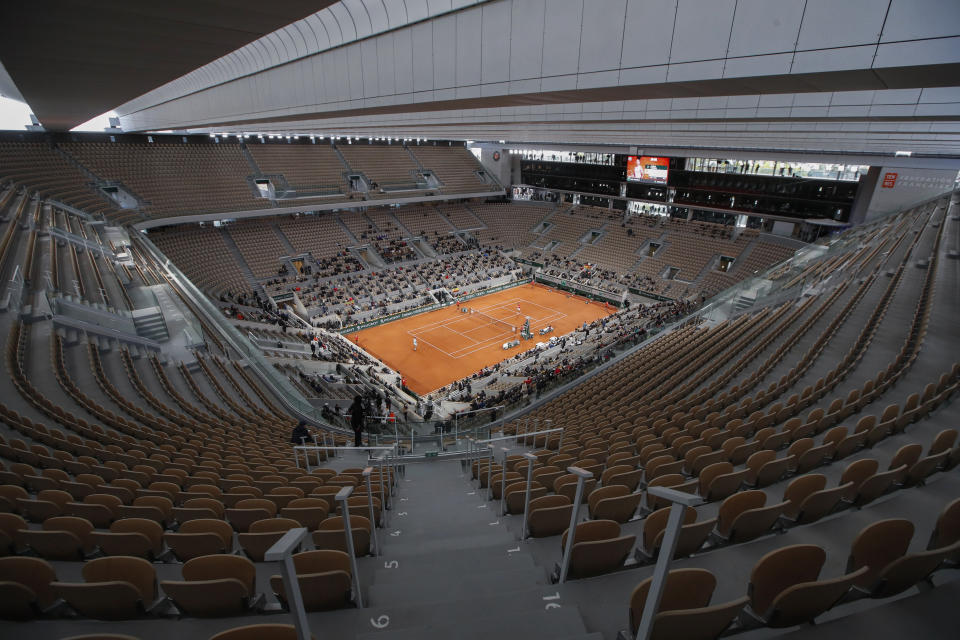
<box><xmin>352</xmin><ymin>282</ymin><xmax>614</xmax><ymax>394</ymax></box>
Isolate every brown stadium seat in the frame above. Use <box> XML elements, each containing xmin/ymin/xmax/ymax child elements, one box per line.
<box><xmin>65</xmin><ymin>493</ymin><xmax>121</xmax><ymax>528</ymax></box>
<box><xmin>698</xmin><ymin>462</ymin><xmax>748</xmax><ymax>502</ymax></box>
<box><xmin>928</xmin><ymin>498</ymin><xmax>960</xmax><ymax>561</ymax></box>
<box><xmin>851</xmin><ymin>464</ymin><xmax>906</xmax><ymax>507</ymax></box>
<box><xmin>600</xmin><ymin>464</ymin><xmax>643</xmax><ymax>492</ymax></box>
<box><xmin>210</xmin><ymin>623</ymin><xmax>313</xmax><ymax>640</ymax></box>
<box><xmin>165</xmin><ymin>518</ymin><xmax>235</xmax><ymax>561</ymax></box>
<box><xmin>628</xmin><ymin>568</ymin><xmax>747</xmax><ymax>640</ymax></box>
<box><xmin>0</xmin><ymin>512</ymin><xmax>28</xmax><ymax>555</ymax></box>
<box><xmin>313</xmin><ymin>515</ymin><xmax>371</xmax><ymax>556</ymax></box>
<box><xmin>527</xmin><ymin>495</ymin><xmax>573</xmax><ymax>537</ymax></box>
<box><xmin>116</xmin><ymin>495</ymin><xmax>174</xmax><ymax>526</ymax></box>
<box><xmin>239</xmin><ymin>518</ymin><xmax>300</xmax><ymax>562</ymax></box>
<box><xmin>746</xmin><ymin>544</ymin><xmax>866</xmax><ymax>627</ymax></box>
<box><xmin>269</xmin><ymin>549</ymin><xmax>353</xmax><ymax>611</ymax></box>
<box><xmin>161</xmin><ymin>554</ymin><xmax>262</xmax><ymax>616</ymax></box>
<box><xmin>91</xmin><ymin>518</ymin><xmax>165</xmax><ymax>560</ymax></box>
<box><xmin>226</xmin><ymin>498</ymin><xmax>277</xmax><ymax>532</ymax></box>
<box><xmin>554</xmin><ymin>474</ymin><xmax>597</xmax><ymax>503</ymax></box>
<box><xmin>491</xmin><ymin>472</ymin><xmax>523</xmax><ymax>499</ymax></box>
<box><xmin>52</xmin><ymin>556</ymin><xmax>163</xmax><ymax>619</ymax></box>
<box><xmin>16</xmin><ymin>488</ymin><xmax>72</xmax><ymax>522</ymax></box>
<box><xmin>744</xmin><ymin>451</ymin><xmax>795</xmax><ymax>487</ymax></box>
<box><xmin>714</xmin><ymin>490</ymin><xmax>787</xmax><ymax>544</ymax></box>
<box><xmin>505</xmin><ymin>481</ymin><xmax>547</xmax><ymax>514</ymax></box>
<box><xmin>847</xmin><ymin>518</ymin><xmax>960</xmax><ymax>597</ymax></box>
<box><xmin>532</xmin><ymin>466</ymin><xmax>565</xmax><ymax>491</ymax></box>
<box><xmin>173</xmin><ymin>497</ymin><xmax>226</xmax><ymax>523</ymax></box>
<box><xmin>17</xmin><ymin>515</ymin><xmax>95</xmax><ymax>560</ymax></box>
<box><xmin>587</xmin><ymin>485</ymin><xmax>642</xmax><ymax>523</ymax></box>
<box><xmin>280</xmin><ymin>498</ymin><xmax>330</xmax><ymax>530</ymax></box>
<box><xmin>640</xmin><ymin>506</ymin><xmax>716</xmax><ymax>560</ymax></box>
<box><xmin>560</xmin><ymin>519</ymin><xmax>635</xmax><ymax>579</ymax></box>
<box><xmin>0</xmin><ymin>556</ymin><xmax>59</xmax><ymax>619</ymax></box>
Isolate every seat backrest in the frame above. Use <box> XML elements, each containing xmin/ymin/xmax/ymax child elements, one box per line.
<box><xmin>629</xmin><ymin>568</ymin><xmax>717</xmax><ymax>633</ymax></box>
<box><xmin>249</xmin><ymin>518</ymin><xmax>299</xmax><ymax>534</ymax></box>
<box><xmin>840</xmin><ymin>458</ymin><xmax>879</xmax><ymax>489</ymax></box>
<box><xmin>561</xmin><ymin>519</ymin><xmax>620</xmax><ymax>550</ymax></box>
<box><xmin>291</xmin><ymin>549</ymin><xmax>352</xmax><ymax>576</ymax></box>
<box><xmin>717</xmin><ymin>490</ymin><xmax>766</xmax><ymax>535</ymax></box>
<box><xmin>209</xmin><ymin>623</ymin><xmax>304</xmax><ymax>640</ymax></box>
<box><xmin>82</xmin><ymin>556</ymin><xmax>156</xmax><ymax>601</ymax></box>
<box><xmin>178</xmin><ymin>518</ymin><xmax>234</xmax><ymax>548</ymax></box>
<box><xmin>0</xmin><ymin>513</ymin><xmax>28</xmax><ymax>538</ymax></box>
<box><xmin>234</xmin><ymin>498</ymin><xmax>277</xmax><ymax>516</ymax></box>
<box><xmin>183</xmin><ymin>554</ymin><xmax>256</xmax><ymax>593</ymax></box>
<box><xmin>587</xmin><ymin>485</ymin><xmax>628</xmax><ymax>513</ymax></box>
<box><xmin>318</xmin><ymin>515</ymin><xmax>371</xmax><ymax>532</ymax></box>
<box><xmin>110</xmin><ymin>518</ymin><xmax>163</xmax><ymax>551</ymax></box>
<box><xmin>43</xmin><ymin>516</ymin><xmax>94</xmax><ymax>544</ymax></box>
<box><xmin>783</xmin><ymin>474</ymin><xmax>827</xmax><ymax>512</ymax></box>
<box><xmin>529</xmin><ymin>495</ymin><xmax>570</xmax><ymax>511</ymax></box>
<box><xmin>847</xmin><ymin>518</ymin><xmax>914</xmax><ymax>587</ymax></box>
<box><xmin>929</xmin><ymin>497</ymin><xmax>960</xmax><ymax>550</ymax></box>
<box><xmin>642</xmin><ymin>506</ymin><xmax>697</xmax><ymax>552</ymax></box>
<box><xmin>749</xmin><ymin>544</ymin><xmax>826</xmax><ymax>615</ymax></box>
<box><xmin>0</xmin><ymin>556</ymin><xmax>58</xmax><ymax>608</ymax></box>
<box><xmin>699</xmin><ymin>462</ymin><xmax>734</xmax><ymax>495</ymax></box>
<box><xmin>889</xmin><ymin>444</ymin><xmax>923</xmax><ymax>470</ymax></box>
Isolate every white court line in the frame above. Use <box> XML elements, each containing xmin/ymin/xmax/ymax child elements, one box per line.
<box><xmin>397</xmin><ymin>291</ymin><xmax>582</xmax><ymax>360</ymax></box>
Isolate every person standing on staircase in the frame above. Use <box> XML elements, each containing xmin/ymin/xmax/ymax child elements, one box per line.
<box><xmin>350</xmin><ymin>395</ymin><xmax>366</xmax><ymax>447</ymax></box>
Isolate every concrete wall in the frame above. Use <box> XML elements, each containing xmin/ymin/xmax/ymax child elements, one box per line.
<box><xmin>864</xmin><ymin>166</ymin><xmax>957</xmax><ymax>221</ymax></box>
<box><xmin>473</xmin><ymin>143</ymin><xmax>512</xmax><ymax>187</ymax></box>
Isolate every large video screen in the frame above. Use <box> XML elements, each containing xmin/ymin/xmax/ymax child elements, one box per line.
<box><xmin>627</xmin><ymin>155</ymin><xmax>670</xmax><ymax>184</ymax></box>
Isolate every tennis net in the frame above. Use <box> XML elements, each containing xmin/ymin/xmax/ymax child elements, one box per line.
<box><xmin>472</xmin><ymin>308</ymin><xmax>515</xmax><ymax>334</ymax></box>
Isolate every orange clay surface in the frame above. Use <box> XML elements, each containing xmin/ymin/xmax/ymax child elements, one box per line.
<box><xmin>352</xmin><ymin>282</ymin><xmax>614</xmax><ymax>394</ymax></box>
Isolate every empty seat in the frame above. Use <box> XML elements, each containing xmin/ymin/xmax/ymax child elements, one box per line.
<box><xmin>715</xmin><ymin>491</ymin><xmax>786</xmax><ymax>544</ymax></box>
<box><xmin>52</xmin><ymin>556</ymin><xmax>162</xmax><ymax>619</ymax></box>
<box><xmin>269</xmin><ymin>549</ymin><xmax>353</xmax><ymax>611</ymax></box>
<box><xmin>91</xmin><ymin>518</ymin><xmax>165</xmax><ymax>560</ymax></box>
<box><xmin>559</xmin><ymin>520</ymin><xmax>635</xmax><ymax>579</ymax></box>
<box><xmin>640</xmin><ymin>506</ymin><xmax>716</xmax><ymax>560</ymax></box>
<box><xmin>0</xmin><ymin>556</ymin><xmax>59</xmax><ymax>619</ymax></box>
<box><xmin>847</xmin><ymin>518</ymin><xmax>960</xmax><ymax>598</ymax></box>
<box><xmin>312</xmin><ymin>515</ymin><xmax>371</xmax><ymax>556</ymax></box>
<box><xmin>239</xmin><ymin>518</ymin><xmax>300</xmax><ymax>562</ymax></box>
<box><xmin>746</xmin><ymin>544</ymin><xmax>866</xmax><ymax>627</ymax></box>
<box><xmin>161</xmin><ymin>555</ymin><xmax>261</xmax><ymax>617</ymax></box>
<box><xmin>527</xmin><ymin>495</ymin><xmax>573</xmax><ymax>537</ymax></box>
<box><xmin>164</xmin><ymin>518</ymin><xmax>234</xmax><ymax>561</ymax></box>
<box><xmin>587</xmin><ymin>485</ymin><xmax>642</xmax><ymax>523</ymax></box>
<box><xmin>16</xmin><ymin>515</ymin><xmax>95</xmax><ymax>560</ymax></box>
<box><xmin>628</xmin><ymin>568</ymin><xmax>747</xmax><ymax>640</ymax></box>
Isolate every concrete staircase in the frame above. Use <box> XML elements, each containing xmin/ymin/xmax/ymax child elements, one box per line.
<box><xmin>219</xmin><ymin>227</ymin><xmax>262</xmax><ymax>293</ymax></box>
<box><xmin>132</xmin><ymin>306</ymin><xmax>169</xmax><ymax>341</ymax></box>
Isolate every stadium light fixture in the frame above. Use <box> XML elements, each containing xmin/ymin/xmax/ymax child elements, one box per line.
<box><xmin>895</xmin><ymin>150</ymin><xmax>912</xmax><ymax>157</ymax></box>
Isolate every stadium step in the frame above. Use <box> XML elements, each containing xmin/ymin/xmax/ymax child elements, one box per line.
<box><xmin>373</xmin><ymin>545</ymin><xmax>537</xmax><ymax>584</ymax></box>
<box><xmin>356</xmin><ymin>601</ymin><xmax>589</xmax><ymax>640</ymax></box>
<box><xmin>368</xmin><ymin>565</ymin><xmax>547</xmax><ymax>606</ymax></box>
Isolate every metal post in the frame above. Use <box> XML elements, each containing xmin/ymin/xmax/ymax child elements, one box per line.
<box><xmin>500</xmin><ymin>447</ymin><xmax>509</xmax><ymax>514</ymax></box>
<box><xmin>558</xmin><ymin>466</ymin><xmax>593</xmax><ymax>584</ymax></box>
<box><xmin>635</xmin><ymin>487</ymin><xmax>704</xmax><ymax>640</ymax></box>
<box><xmin>520</xmin><ymin>452</ymin><xmax>537</xmax><ymax>540</ymax></box>
<box><xmin>486</xmin><ymin>446</ymin><xmax>495</xmax><ymax>500</ymax></box>
<box><xmin>363</xmin><ymin>467</ymin><xmax>379</xmax><ymax>556</ymax></box>
<box><xmin>336</xmin><ymin>486</ymin><xmax>363</xmax><ymax>608</ymax></box>
<box><xmin>264</xmin><ymin>528</ymin><xmax>312</xmax><ymax>640</ymax></box>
